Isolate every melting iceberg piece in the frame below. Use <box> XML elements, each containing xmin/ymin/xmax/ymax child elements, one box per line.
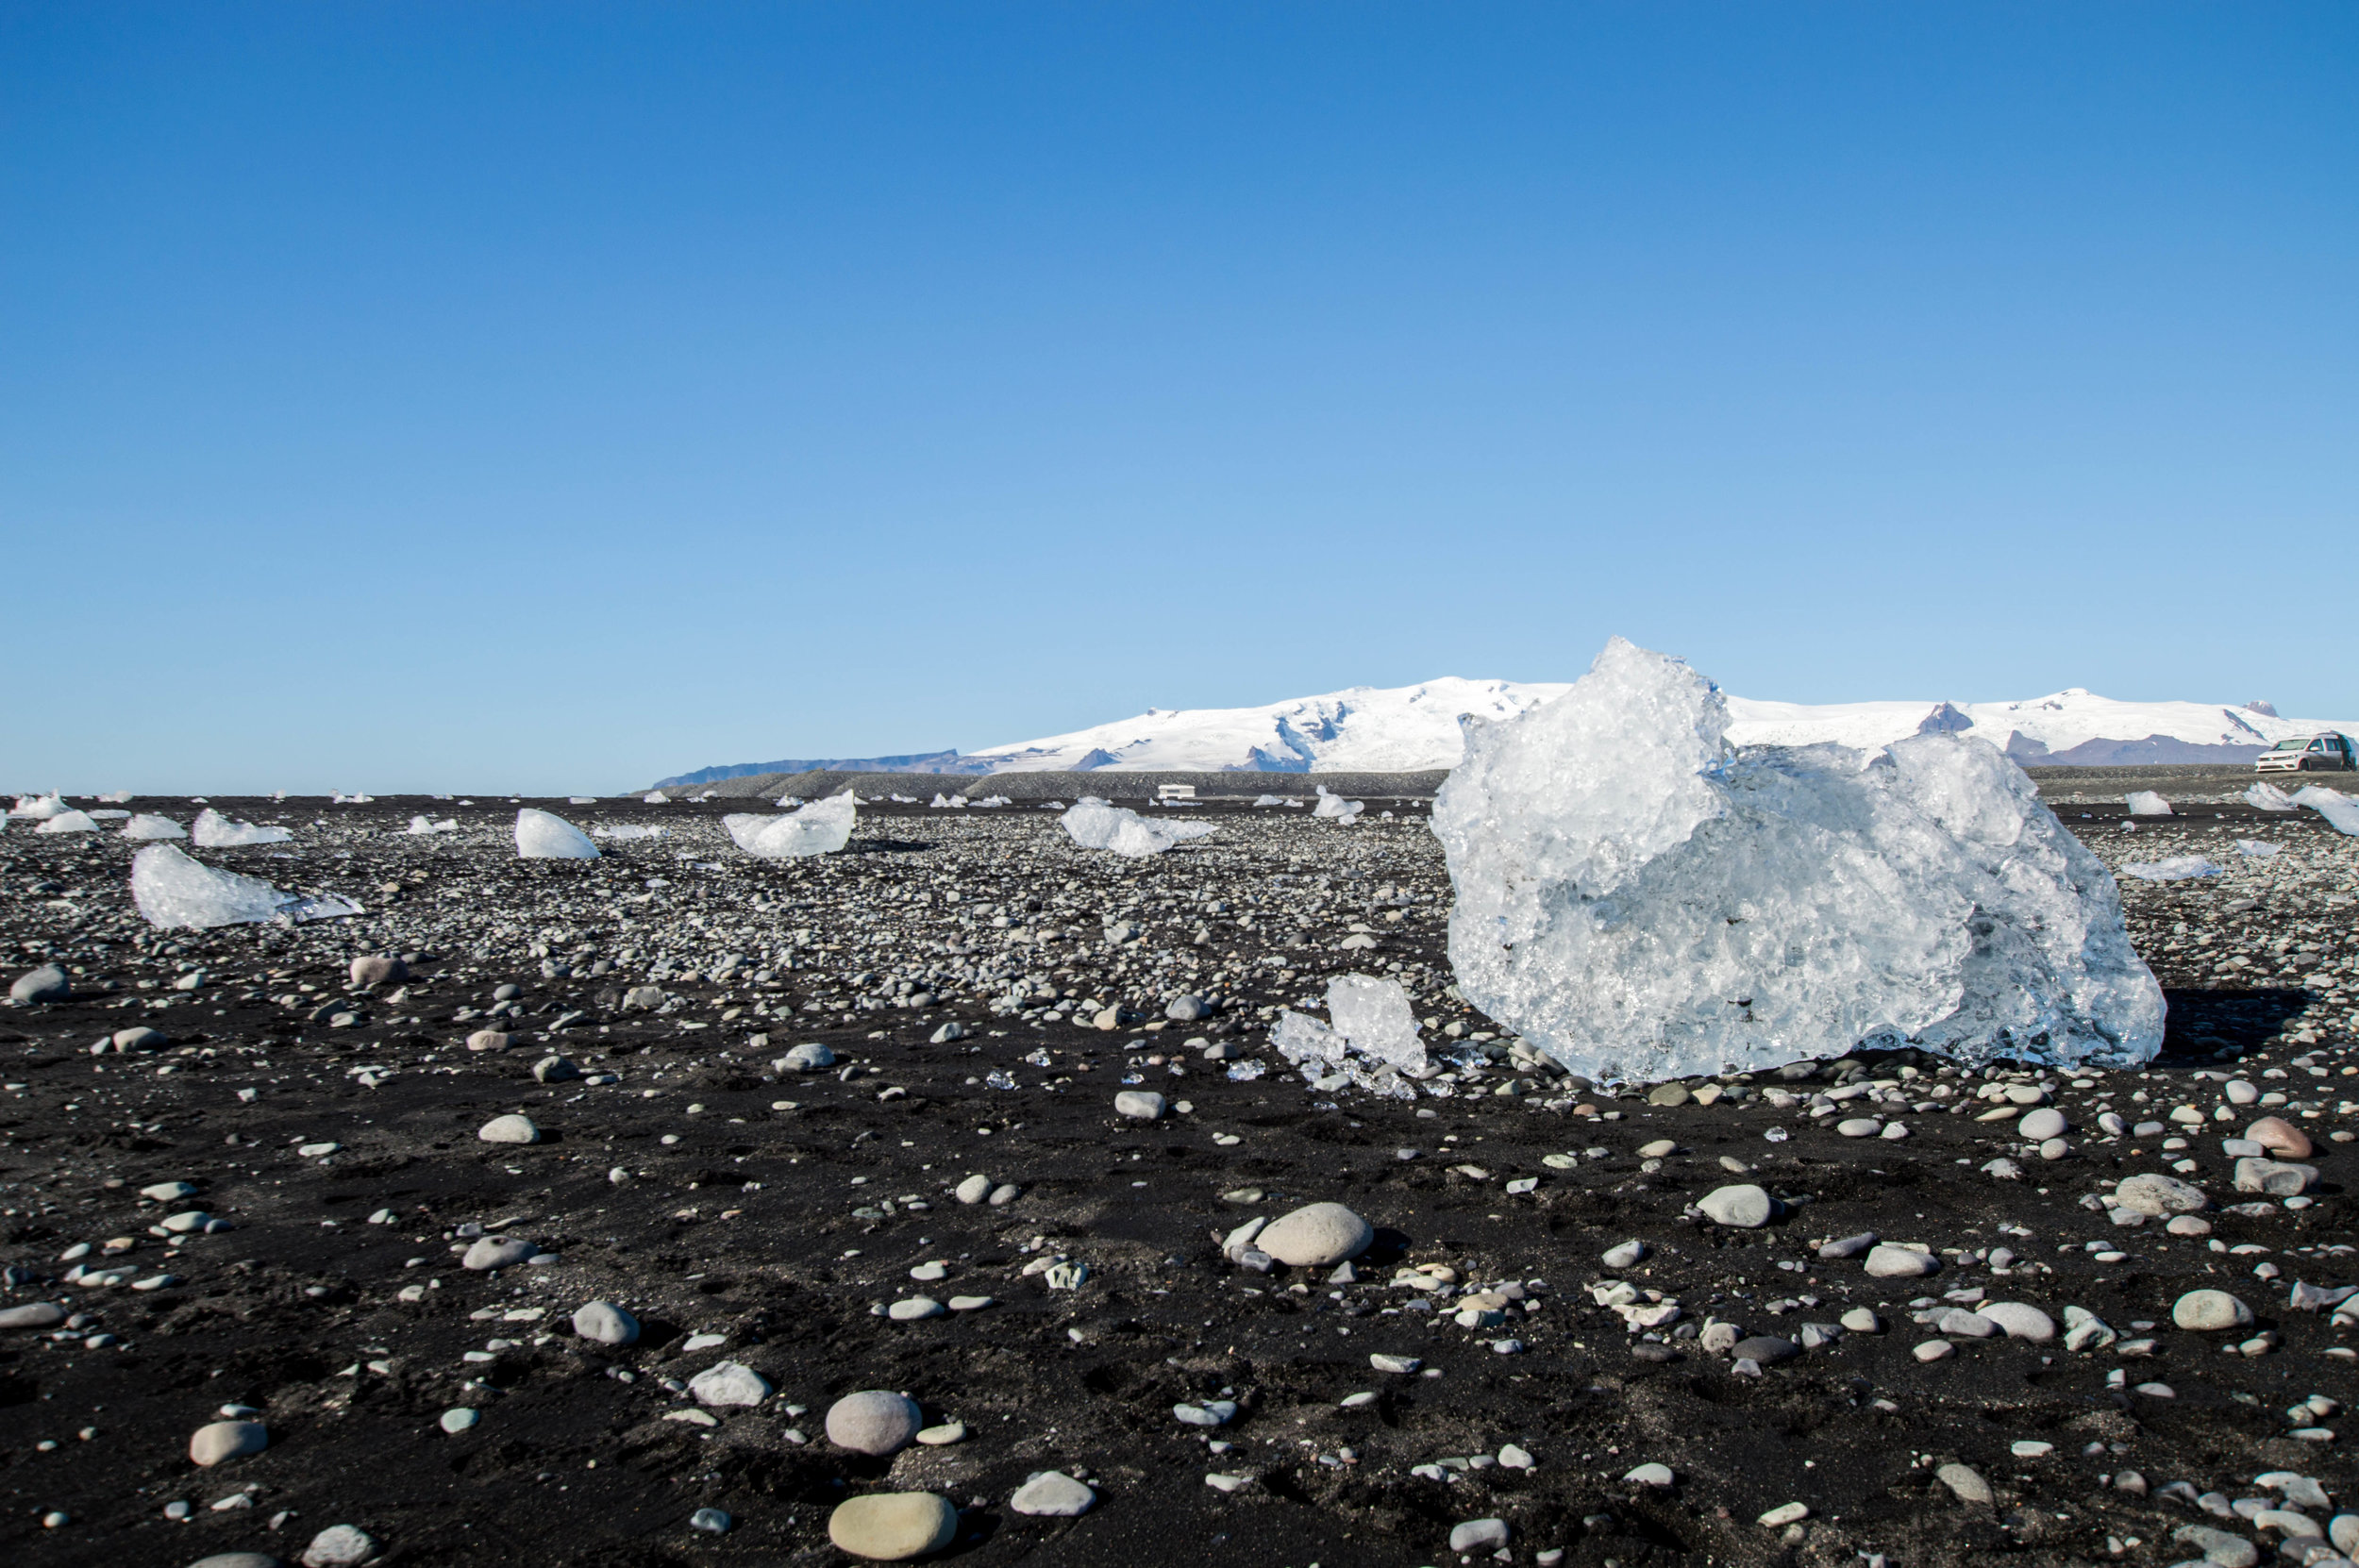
<box><xmin>1060</xmin><ymin>800</ymin><xmax>1216</xmax><ymax>858</ymax></box>
<box><xmin>593</xmin><ymin>823</ymin><xmax>668</xmax><ymax>841</ymax></box>
<box><xmin>34</xmin><ymin>810</ymin><xmax>99</xmax><ymax>835</ymax></box>
<box><xmin>1270</xmin><ymin>1009</ymin><xmax>1346</xmax><ymax>1068</ymax></box>
<box><xmin>2123</xmin><ymin>792</ymin><xmax>2172</xmax><ymax>816</ymax></box>
<box><xmin>405</xmin><ymin>815</ymin><xmax>458</xmax><ymax>835</ymax></box>
<box><xmin>1312</xmin><ymin>789</ymin><xmax>1364</xmax><ymax>823</ymax></box>
<box><xmin>643</xmin><ymin>792</ymin><xmax>670</xmax><ymax>805</ymax></box>
<box><xmin>120</xmin><ymin>814</ymin><xmax>187</xmax><ymax>841</ymax></box>
<box><xmin>2118</xmin><ymin>856</ymin><xmax>2222</xmax><ymax>881</ymax></box>
<box><xmin>1431</xmin><ymin>637</ymin><xmax>2164</xmax><ymax>1082</ymax></box>
<box><xmin>2291</xmin><ymin>785</ymin><xmax>2359</xmax><ymax>836</ymax></box>
<box><xmin>2243</xmin><ymin>782</ymin><xmax>2297</xmax><ymax>812</ymax></box>
<box><xmin>2234</xmin><ymin>839</ymin><xmax>2283</xmax><ymax>859</ymax></box>
<box><xmin>192</xmin><ymin>809</ymin><xmax>293</xmax><ymax>847</ymax></box>
<box><xmin>9</xmin><ymin>792</ymin><xmax>67</xmax><ymax>819</ymax></box>
<box><xmin>722</xmin><ymin>793</ymin><xmax>856</xmax><ymax>858</ymax></box>
<box><xmin>128</xmin><ymin>843</ymin><xmax>339</xmax><ymax>928</ymax></box>
<box><xmin>1324</xmin><ymin>974</ymin><xmax>1430</xmax><ymax>1071</ymax></box>
<box><xmin>514</xmin><ymin>809</ymin><xmax>599</xmax><ymax>859</ymax></box>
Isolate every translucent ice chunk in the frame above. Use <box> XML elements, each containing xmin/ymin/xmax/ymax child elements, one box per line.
<box><xmin>1060</xmin><ymin>800</ymin><xmax>1215</xmax><ymax>858</ymax></box>
<box><xmin>593</xmin><ymin>823</ymin><xmax>668</xmax><ymax>841</ymax></box>
<box><xmin>404</xmin><ymin>815</ymin><xmax>458</xmax><ymax>835</ymax></box>
<box><xmin>2291</xmin><ymin>785</ymin><xmax>2359</xmax><ymax>836</ymax></box>
<box><xmin>2117</xmin><ymin>857</ymin><xmax>2221</xmax><ymax>881</ymax></box>
<box><xmin>1271</xmin><ymin>1009</ymin><xmax>1345</xmax><ymax>1068</ymax></box>
<box><xmin>1312</xmin><ymin>792</ymin><xmax>1364</xmax><ymax>822</ymax></box>
<box><xmin>9</xmin><ymin>792</ymin><xmax>66</xmax><ymax>819</ymax></box>
<box><xmin>34</xmin><ymin>810</ymin><xmax>99</xmax><ymax>834</ymax></box>
<box><xmin>192</xmin><ymin>809</ymin><xmax>293</xmax><ymax>847</ymax></box>
<box><xmin>2123</xmin><ymin>792</ymin><xmax>2172</xmax><ymax>816</ymax></box>
<box><xmin>1324</xmin><ymin>974</ymin><xmax>1429</xmax><ymax>1072</ymax></box>
<box><xmin>722</xmin><ymin>793</ymin><xmax>855</xmax><ymax>859</ymax></box>
<box><xmin>643</xmin><ymin>792</ymin><xmax>670</xmax><ymax>805</ymax></box>
<box><xmin>2243</xmin><ymin>782</ymin><xmax>2297</xmax><ymax>812</ymax></box>
<box><xmin>1430</xmin><ymin>637</ymin><xmax>2164</xmax><ymax>1083</ymax></box>
<box><xmin>929</xmin><ymin>793</ymin><xmax>967</xmax><ymax>809</ymax></box>
<box><xmin>1253</xmin><ymin>794</ymin><xmax>1287</xmax><ymax>808</ymax></box>
<box><xmin>2234</xmin><ymin>840</ymin><xmax>2282</xmax><ymax>859</ymax></box>
<box><xmin>514</xmin><ymin>808</ymin><xmax>599</xmax><ymax>859</ymax></box>
<box><xmin>130</xmin><ymin>843</ymin><xmax>288</xmax><ymax>928</ymax></box>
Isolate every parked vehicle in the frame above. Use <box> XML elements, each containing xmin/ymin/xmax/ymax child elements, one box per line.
<box><xmin>2255</xmin><ymin>733</ymin><xmax>2357</xmax><ymax>774</ymax></box>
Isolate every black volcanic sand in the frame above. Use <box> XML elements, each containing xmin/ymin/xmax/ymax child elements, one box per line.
<box><xmin>0</xmin><ymin>793</ymin><xmax>2352</xmax><ymax>1568</ymax></box>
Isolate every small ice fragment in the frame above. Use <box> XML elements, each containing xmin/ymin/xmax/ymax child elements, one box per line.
<box><xmin>643</xmin><ymin>792</ymin><xmax>669</xmax><ymax>804</ymax></box>
<box><xmin>192</xmin><ymin>809</ymin><xmax>292</xmax><ymax>847</ymax></box>
<box><xmin>2243</xmin><ymin>781</ymin><xmax>2297</xmax><ymax>812</ymax></box>
<box><xmin>34</xmin><ymin>810</ymin><xmax>99</xmax><ymax>835</ymax></box>
<box><xmin>1325</xmin><ymin>974</ymin><xmax>1429</xmax><ymax>1072</ymax></box>
<box><xmin>514</xmin><ymin>809</ymin><xmax>599</xmax><ymax>859</ymax></box>
<box><xmin>1271</xmin><ymin>1009</ymin><xmax>1346</xmax><ymax>1068</ymax></box>
<box><xmin>2117</xmin><ymin>857</ymin><xmax>2222</xmax><ymax>882</ymax></box>
<box><xmin>2123</xmin><ymin>791</ymin><xmax>2172</xmax><ymax>816</ymax></box>
<box><xmin>405</xmin><ymin>816</ymin><xmax>458</xmax><ymax>835</ymax></box>
<box><xmin>8</xmin><ymin>792</ymin><xmax>68</xmax><ymax>819</ymax></box>
<box><xmin>722</xmin><ymin>793</ymin><xmax>855</xmax><ymax>859</ymax></box>
<box><xmin>121</xmin><ymin>814</ymin><xmax>187</xmax><ymax>841</ymax></box>
<box><xmin>2234</xmin><ymin>840</ymin><xmax>2282</xmax><ymax>859</ymax></box>
<box><xmin>592</xmin><ymin>823</ymin><xmax>667</xmax><ymax>841</ymax></box>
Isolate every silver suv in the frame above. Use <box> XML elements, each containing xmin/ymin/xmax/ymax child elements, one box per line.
<box><xmin>2256</xmin><ymin>733</ymin><xmax>2356</xmax><ymax>774</ymax></box>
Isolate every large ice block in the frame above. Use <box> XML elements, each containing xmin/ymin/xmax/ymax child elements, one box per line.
<box><xmin>131</xmin><ymin>844</ymin><xmax>290</xmax><ymax>928</ymax></box>
<box><xmin>1060</xmin><ymin>800</ymin><xmax>1215</xmax><ymax>858</ymax></box>
<box><xmin>1430</xmin><ymin>638</ymin><xmax>2164</xmax><ymax>1082</ymax></box>
<box><xmin>514</xmin><ymin>809</ymin><xmax>599</xmax><ymax>859</ymax></box>
<box><xmin>722</xmin><ymin>793</ymin><xmax>856</xmax><ymax>858</ymax></box>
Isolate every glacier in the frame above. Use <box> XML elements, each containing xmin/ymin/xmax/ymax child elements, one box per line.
<box><xmin>1430</xmin><ymin>638</ymin><xmax>2165</xmax><ymax>1083</ymax></box>
<box><xmin>722</xmin><ymin>793</ymin><xmax>856</xmax><ymax>858</ymax></box>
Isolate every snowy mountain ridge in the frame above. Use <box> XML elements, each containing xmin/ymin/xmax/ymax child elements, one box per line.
<box><xmin>956</xmin><ymin>678</ymin><xmax>2354</xmax><ymax>774</ymax></box>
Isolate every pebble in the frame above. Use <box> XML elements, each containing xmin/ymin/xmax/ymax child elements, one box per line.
<box><xmin>190</xmin><ymin>1421</ymin><xmax>269</xmax><ymax>1466</ymax></box>
<box><xmin>187</xmin><ymin>1556</ymin><xmax>284</xmax><ymax>1568</ymax></box>
<box><xmin>1977</xmin><ymin>1302</ymin><xmax>2055</xmax><ymax>1343</ymax></box>
<box><xmin>1840</xmin><ymin>1308</ymin><xmax>1882</xmax><ymax>1333</ymax></box>
<box><xmin>1369</xmin><ymin>1353</ymin><xmax>1422</xmax><ymax>1374</ymax></box>
<box><xmin>688</xmin><ymin>1361</ymin><xmax>771</xmax><ymax>1407</ymax></box>
<box><xmin>1448</xmin><ymin>1519</ymin><xmax>1510</xmax><ymax>1552</ymax></box>
<box><xmin>689</xmin><ymin>1508</ymin><xmax>730</xmax><ymax>1534</ymax></box>
<box><xmin>0</xmin><ymin>1302</ymin><xmax>67</xmax><ymax>1330</ymax></box>
<box><xmin>2171</xmin><ymin>1290</ymin><xmax>2253</xmax><ymax>1331</ymax></box>
<box><xmin>827</xmin><ymin>1391</ymin><xmax>925</xmax><ymax>1456</ymax></box>
<box><xmin>461</xmin><ymin>1238</ymin><xmax>537</xmax><ymax>1271</ymax></box>
<box><xmin>2018</xmin><ymin>1108</ymin><xmax>2067</xmax><ymax>1141</ymax></box>
<box><xmin>475</xmin><ymin>1113</ymin><xmax>539</xmax><ymax>1144</ymax></box>
<box><xmin>1010</xmin><ymin>1471</ymin><xmax>1096</xmax><ymax>1516</ymax></box>
<box><xmin>1256</xmin><ymin>1202</ymin><xmax>1373</xmax><ymax>1266</ymax></box>
<box><xmin>1835</xmin><ymin>1117</ymin><xmax>1882</xmax><ymax>1138</ymax></box>
<box><xmin>1914</xmin><ymin>1339</ymin><xmax>1955</xmax><ymax>1362</ymax></box>
<box><xmin>778</xmin><ymin>1043</ymin><xmax>836</xmax><ymax>1073</ymax></box>
<box><xmin>1624</xmin><ymin>1462</ymin><xmax>1675</xmax><ymax>1487</ymax></box>
<box><xmin>915</xmin><ymin>1422</ymin><xmax>966</xmax><ymax>1445</ymax></box>
<box><xmin>1935</xmin><ymin>1462</ymin><xmax>1993</xmax><ymax>1504</ymax></box>
<box><xmin>2246</xmin><ymin>1116</ymin><xmax>2312</xmax><ymax>1159</ymax></box>
<box><xmin>1758</xmin><ymin>1502</ymin><xmax>1810</xmax><ymax>1526</ymax></box>
<box><xmin>1732</xmin><ymin>1335</ymin><xmax>1800</xmax><ymax>1364</ymax></box>
<box><xmin>946</xmin><ymin>1295</ymin><xmax>994</xmax><ymax>1312</ymax></box>
<box><xmin>2173</xmin><ymin>1524</ymin><xmax>2259</xmax><ymax>1568</ymax></box>
<box><xmin>1865</xmin><ymin>1244</ymin><xmax>1938</xmax><ymax>1278</ymax></box>
<box><xmin>2233</xmin><ymin>1158</ymin><xmax>2317</xmax><ymax>1196</ymax></box>
<box><xmin>1697</xmin><ymin>1184</ymin><xmax>1772</xmax><ymax>1227</ymax></box>
<box><xmin>572</xmin><ymin>1301</ymin><xmax>640</xmax><ymax>1344</ymax></box>
<box><xmin>299</xmin><ymin>1525</ymin><xmax>377</xmax><ymax>1567</ymax></box>
<box><xmin>532</xmin><ymin>1055</ymin><xmax>578</xmax><ymax>1083</ymax></box>
<box><xmin>827</xmin><ymin>1493</ymin><xmax>958</xmax><ymax>1560</ymax></box>
<box><xmin>465</xmin><ymin>1030</ymin><xmax>510</xmax><ymax>1053</ymax></box>
<box><xmin>439</xmin><ymin>1409</ymin><xmax>479</xmax><ymax>1434</ymax></box>
<box><xmin>348</xmin><ymin>954</ymin><xmax>406</xmax><ymax>988</ymax></box>
<box><xmin>1601</xmin><ymin>1240</ymin><xmax>1647</xmax><ymax>1270</ymax></box>
<box><xmin>8</xmin><ymin>963</ymin><xmax>70</xmax><ymax>1003</ymax></box>
<box><xmin>888</xmin><ymin>1298</ymin><xmax>945</xmax><ymax>1321</ymax></box>
<box><xmin>1817</xmin><ymin>1232</ymin><xmax>1878</xmax><ymax>1259</ymax></box>
<box><xmin>1113</xmin><ymin>1090</ymin><xmax>1165</xmax><ymax>1120</ymax></box>
<box><xmin>955</xmin><ymin>1175</ymin><xmax>993</xmax><ymax>1205</ymax></box>
<box><xmin>114</xmin><ymin>1026</ymin><xmax>168</xmax><ymax>1052</ymax></box>
<box><xmin>1637</xmin><ymin>1139</ymin><xmax>1677</xmax><ymax>1158</ymax></box>
<box><xmin>2114</xmin><ymin>1172</ymin><xmax>2209</xmax><ymax>1216</ymax></box>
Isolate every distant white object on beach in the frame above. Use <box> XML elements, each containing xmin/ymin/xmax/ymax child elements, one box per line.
<box><xmin>514</xmin><ymin>809</ymin><xmax>599</xmax><ymax>859</ymax></box>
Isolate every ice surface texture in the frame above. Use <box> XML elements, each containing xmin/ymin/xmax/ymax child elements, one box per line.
<box><xmin>723</xmin><ymin>794</ymin><xmax>855</xmax><ymax>859</ymax></box>
<box><xmin>514</xmin><ymin>809</ymin><xmax>599</xmax><ymax>859</ymax></box>
<box><xmin>131</xmin><ymin>844</ymin><xmax>289</xmax><ymax>928</ymax></box>
<box><xmin>1430</xmin><ymin>638</ymin><xmax>2164</xmax><ymax>1082</ymax></box>
<box><xmin>2292</xmin><ymin>785</ymin><xmax>2359</xmax><ymax>836</ymax></box>
<box><xmin>192</xmin><ymin>808</ymin><xmax>292</xmax><ymax>847</ymax></box>
<box><xmin>1059</xmin><ymin>801</ymin><xmax>1215</xmax><ymax>859</ymax></box>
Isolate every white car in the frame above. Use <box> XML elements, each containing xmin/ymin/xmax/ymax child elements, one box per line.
<box><xmin>2255</xmin><ymin>733</ymin><xmax>2356</xmax><ymax>774</ymax></box>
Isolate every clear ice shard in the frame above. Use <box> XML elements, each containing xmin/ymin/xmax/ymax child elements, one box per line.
<box><xmin>2123</xmin><ymin>792</ymin><xmax>2172</xmax><ymax>816</ymax></box>
<box><xmin>1059</xmin><ymin>800</ymin><xmax>1215</xmax><ymax>858</ymax></box>
<box><xmin>1268</xmin><ymin>974</ymin><xmax>1427</xmax><ymax>1095</ymax></box>
<box><xmin>130</xmin><ymin>843</ymin><xmax>288</xmax><ymax>928</ymax></box>
<box><xmin>2117</xmin><ymin>856</ymin><xmax>2221</xmax><ymax>881</ymax></box>
<box><xmin>1312</xmin><ymin>788</ymin><xmax>1364</xmax><ymax>823</ymax></box>
<box><xmin>121</xmin><ymin>813</ymin><xmax>187</xmax><ymax>841</ymax></box>
<box><xmin>8</xmin><ymin>792</ymin><xmax>67</xmax><ymax>819</ymax></box>
<box><xmin>34</xmin><ymin>810</ymin><xmax>98</xmax><ymax>834</ymax></box>
<box><xmin>722</xmin><ymin>793</ymin><xmax>856</xmax><ymax>858</ymax></box>
<box><xmin>514</xmin><ymin>809</ymin><xmax>599</xmax><ymax>859</ymax></box>
<box><xmin>2292</xmin><ymin>785</ymin><xmax>2359</xmax><ymax>836</ymax></box>
<box><xmin>192</xmin><ymin>808</ymin><xmax>293</xmax><ymax>847</ymax></box>
<box><xmin>1430</xmin><ymin>637</ymin><xmax>2165</xmax><ymax>1082</ymax></box>
<box><xmin>2242</xmin><ymin>782</ymin><xmax>2296</xmax><ymax>812</ymax></box>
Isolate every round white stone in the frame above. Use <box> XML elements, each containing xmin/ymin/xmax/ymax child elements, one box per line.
<box><xmin>1113</xmin><ymin>1091</ymin><xmax>1165</xmax><ymax>1120</ymax></box>
<box><xmin>476</xmin><ymin>1114</ymin><xmax>539</xmax><ymax>1144</ymax></box>
<box><xmin>827</xmin><ymin>1391</ymin><xmax>924</xmax><ymax>1456</ymax></box>
<box><xmin>572</xmin><ymin>1301</ymin><xmax>640</xmax><ymax>1344</ymax></box>
<box><xmin>1256</xmin><ymin>1202</ymin><xmax>1374</xmax><ymax>1267</ymax></box>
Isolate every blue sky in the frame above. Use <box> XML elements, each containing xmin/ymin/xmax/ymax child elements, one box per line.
<box><xmin>6</xmin><ymin>4</ymin><xmax>2354</xmax><ymax>794</ymax></box>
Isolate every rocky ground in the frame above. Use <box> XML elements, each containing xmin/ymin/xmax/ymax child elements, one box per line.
<box><xmin>1</xmin><ymin>790</ymin><xmax>2354</xmax><ymax>1568</ymax></box>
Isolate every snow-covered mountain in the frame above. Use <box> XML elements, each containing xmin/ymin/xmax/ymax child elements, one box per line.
<box><xmin>953</xmin><ymin>680</ymin><xmax>2354</xmax><ymax>773</ymax></box>
<box><xmin>668</xmin><ymin>678</ymin><xmax>2355</xmax><ymax>782</ymax></box>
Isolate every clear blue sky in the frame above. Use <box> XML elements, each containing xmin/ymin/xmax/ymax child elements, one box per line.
<box><xmin>6</xmin><ymin>4</ymin><xmax>2353</xmax><ymax>794</ymax></box>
